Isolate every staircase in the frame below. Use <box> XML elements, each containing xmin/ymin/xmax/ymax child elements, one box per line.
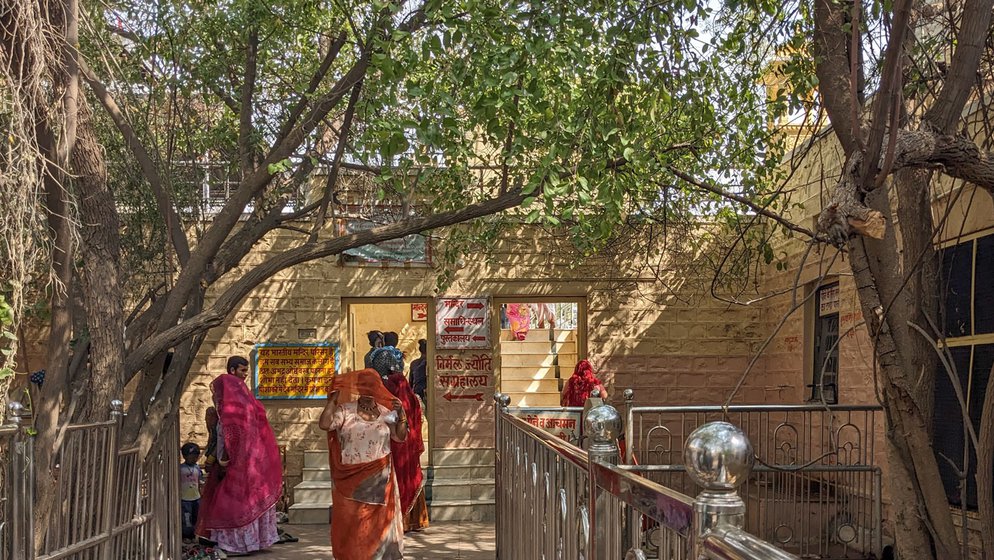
<box><xmin>500</xmin><ymin>328</ymin><xmax>577</xmax><ymax>407</ymax></box>
<box><xmin>288</xmin><ymin>450</ymin><xmax>332</xmax><ymax>524</ymax></box>
<box><xmin>427</xmin><ymin>448</ymin><xmax>496</xmax><ymax>522</ymax></box>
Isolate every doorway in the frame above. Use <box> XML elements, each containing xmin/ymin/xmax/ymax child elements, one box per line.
<box><xmin>495</xmin><ymin>299</ymin><xmax>586</xmax><ymax>407</ymax></box>
<box><xmin>345</xmin><ymin>299</ymin><xmax>431</xmax><ymax>463</ymax></box>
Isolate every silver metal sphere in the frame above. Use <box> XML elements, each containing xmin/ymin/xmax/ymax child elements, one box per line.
<box><xmin>684</xmin><ymin>421</ymin><xmax>754</xmax><ymax>491</ymax></box>
<box><xmin>7</xmin><ymin>401</ymin><xmax>24</xmax><ymax>423</ymax></box>
<box><xmin>583</xmin><ymin>403</ymin><xmax>622</xmax><ymax>443</ymax></box>
<box><xmin>623</xmin><ymin>388</ymin><xmax>635</xmax><ymax>402</ymax></box>
<box><xmin>494</xmin><ymin>392</ymin><xmax>511</xmax><ymax>408</ymax></box>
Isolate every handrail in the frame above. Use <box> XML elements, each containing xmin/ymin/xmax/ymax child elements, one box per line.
<box><xmin>495</xmin><ymin>393</ymin><xmax>802</xmax><ymax>560</ymax></box>
<box><xmin>624</xmin><ymin>403</ymin><xmax>883</xmax><ymax>412</ymax></box>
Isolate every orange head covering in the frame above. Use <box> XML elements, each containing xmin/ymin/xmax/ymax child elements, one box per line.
<box><xmin>329</xmin><ymin>368</ymin><xmax>395</xmax><ymax>409</ymax></box>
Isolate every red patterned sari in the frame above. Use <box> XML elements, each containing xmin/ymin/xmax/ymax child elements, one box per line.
<box><xmin>196</xmin><ymin>374</ymin><xmax>283</xmax><ymax>551</ymax></box>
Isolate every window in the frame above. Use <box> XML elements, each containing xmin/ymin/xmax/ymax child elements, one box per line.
<box><xmin>933</xmin><ymin>231</ymin><xmax>994</xmax><ymax>509</ymax></box>
<box><xmin>337</xmin><ymin>205</ymin><xmax>432</xmax><ymax>266</ymax></box>
<box><xmin>810</xmin><ymin>282</ymin><xmax>840</xmax><ymax>404</ymax></box>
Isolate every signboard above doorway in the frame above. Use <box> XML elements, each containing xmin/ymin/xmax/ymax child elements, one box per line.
<box><xmin>251</xmin><ymin>342</ymin><xmax>339</xmax><ymax>399</ymax></box>
<box><xmin>411</xmin><ymin>302</ymin><xmax>428</xmax><ymax>322</ymax></box>
<box><xmin>435</xmin><ymin>297</ymin><xmax>491</xmax><ymax>349</ymax></box>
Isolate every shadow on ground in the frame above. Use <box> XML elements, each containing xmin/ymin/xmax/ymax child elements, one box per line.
<box><xmin>256</xmin><ymin>522</ymin><xmax>495</xmax><ymax>560</ymax></box>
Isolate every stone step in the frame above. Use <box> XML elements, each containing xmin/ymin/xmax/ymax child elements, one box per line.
<box><xmin>302</xmin><ymin>467</ymin><xmax>332</xmax><ymax>482</ymax></box>
<box><xmin>432</xmin><ymin>448</ymin><xmax>494</xmax><ymax>466</ymax></box>
<box><xmin>500</xmin><ymin>366</ymin><xmax>564</xmax><ymax>381</ymax></box>
<box><xmin>500</xmin><ymin>340</ymin><xmax>577</xmax><ymax>354</ymax></box>
<box><xmin>294</xmin><ymin>480</ymin><xmax>333</xmax><ymax>504</ymax></box>
<box><xmin>304</xmin><ymin>450</ymin><xmax>329</xmax><ymax>469</ymax></box>
<box><xmin>428</xmin><ymin>478</ymin><xmax>495</xmax><ymax>501</ymax></box>
<box><xmin>429</xmin><ymin>499</ymin><xmax>496</xmax><ymax>522</ymax></box>
<box><xmin>509</xmin><ymin>392</ymin><xmax>561</xmax><ymax>407</ymax></box>
<box><xmin>430</xmin><ymin>464</ymin><xmax>495</xmax><ymax>480</ymax></box>
<box><xmin>500</xmin><ymin>379</ymin><xmax>560</xmax><ymax>394</ymax></box>
<box><xmin>288</xmin><ymin>502</ymin><xmax>330</xmax><ymax>525</ymax></box>
<box><xmin>501</xmin><ymin>329</ymin><xmax>576</xmax><ymax>343</ymax></box>
<box><xmin>501</xmin><ymin>353</ymin><xmax>577</xmax><ymax>368</ymax></box>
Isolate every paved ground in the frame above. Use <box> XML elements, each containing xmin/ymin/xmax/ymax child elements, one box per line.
<box><xmin>257</xmin><ymin>522</ymin><xmax>495</xmax><ymax>559</ymax></box>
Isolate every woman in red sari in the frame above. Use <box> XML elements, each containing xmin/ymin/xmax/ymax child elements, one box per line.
<box><xmin>197</xmin><ymin>356</ymin><xmax>283</xmax><ymax>554</ymax></box>
<box><xmin>561</xmin><ymin>359</ymin><xmax>606</xmax><ymax>407</ymax></box>
<box><xmin>370</xmin><ymin>347</ymin><xmax>429</xmax><ymax>532</ymax></box>
<box><xmin>320</xmin><ymin>368</ymin><xmax>408</xmax><ymax>560</ymax></box>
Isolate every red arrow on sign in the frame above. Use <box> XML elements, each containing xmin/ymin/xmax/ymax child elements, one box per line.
<box><xmin>444</xmin><ymin>326</ymin><xmax>465</xmax><ymax>333</ymax></box>
<box><xmin>466</xmin><ymin>302</ymin><xmax>485</xmax><ymax>309</ymax></box>
<box><xmin>472</xmin><ymin>336</ymin><xmax>486</xmax><ymax>341</ymax></box>
<box><xmin>443</xmin><ymin>392</ymin><xmax>484</xmax><ymax>402</ymax></box>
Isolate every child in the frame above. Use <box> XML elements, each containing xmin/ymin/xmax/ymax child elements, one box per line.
<box><xmin>180</xmin><ymin>442</ymin><xmax>204</xmax><ymax>540</ymax></box>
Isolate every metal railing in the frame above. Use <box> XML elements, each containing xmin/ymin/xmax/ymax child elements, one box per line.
<box><xmin>495</xmin><ymin>392</ymin><xmax>799</xmax><ymax>560</ymax></box>
<box><xmin>1</xmin><ymin>400</ymin><xmax>181</xmax><ymax>560</ymax></box>
<box><xmin>622</xmin><ymin>391</ymin><xmax>883</xmax><ymax>559</ymax></box>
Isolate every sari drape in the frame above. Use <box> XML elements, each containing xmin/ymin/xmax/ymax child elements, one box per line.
<box><xmin>327</xmin><ymin>370</ymin><xmax>403</xmax><ymax>560</ymax></box>
<box><xmin>383</xmin><ymin>372</ymin><xmax>425</xmax><ymax>515</ymax></box>
<box><xmin>561</xmin><ymin>360</ymin><xmax>604</xmax><ymax>407</ymax></box>
<box><xmin>197</xmin><ymin>374</ymin><xmax>282</xmax><ymax>532</ymax></box>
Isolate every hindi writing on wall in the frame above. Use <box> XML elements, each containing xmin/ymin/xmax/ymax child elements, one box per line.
<box><xmin>252</xmin><ymin>342</ymin><xmax>339</xmax><ymax>399</ymax></box>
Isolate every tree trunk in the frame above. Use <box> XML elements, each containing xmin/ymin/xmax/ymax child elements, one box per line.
<box><xmin>72</xmin><ymin>100</ymin><xmax>124</xmax><ymax>420</ymax></box>
<box><xmin>847</xmin><ymin>173</ymin><xmax>959</xmax><ymax>559</ymax></box>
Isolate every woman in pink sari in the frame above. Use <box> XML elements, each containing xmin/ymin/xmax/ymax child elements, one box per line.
<box><xmin>197</xmin><ymin>356</ymin><xmax>283</xmax><ymax>555</ymax></box>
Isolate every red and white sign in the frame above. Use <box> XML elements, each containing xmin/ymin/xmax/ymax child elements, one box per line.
<box><xmin>435</xmin><ymin>297</ymin><xmax>491</xmax><ymax>349</ymax></box>
<box><xmin>411</xmin><ymin>303</ymin><xmax>428</xmax><ymax>322</ymax></box>
<box><xmin>519</xmin><ymin>411</ymin><xmax>582</xmax><ymax>443</ymax></box>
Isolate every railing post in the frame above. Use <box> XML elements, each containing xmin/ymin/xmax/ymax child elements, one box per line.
<box><xmin>8</xmin><ymin>401</ymin><xmax>33</xmax><ymax>560</ymax></box>
<box><xmin>685</xmin><ymin>421</ymin><xmax>755</xmax><ymax>560</ymax></box>
<box><xmin>494</xmin><ymin>392</ymin><xmax>510</xmax><ymax>559</ymax></box>
<box><xmin>622</xmin><ymin>389</ymin><xmax>634</xmax><ymax>465</ymax></box>
<box><xmin>99</xmin><ymin>399</ymin><xmax>124</xmax><ymax>560</ymax></box>
<box><xmin>584</xmin><ymin>401</ymin><xmax>622</xmax><ymax>560</ymax></box>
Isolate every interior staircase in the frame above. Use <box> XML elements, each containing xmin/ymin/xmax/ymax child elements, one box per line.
<box><xmin>500</xmin><ymin>328</ymin><xmax>577</xmax><ymax>407</ymax></box>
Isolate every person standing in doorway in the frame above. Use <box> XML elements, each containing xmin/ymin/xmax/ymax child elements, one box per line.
<box><xmin>364</xmin><ymin>330</ymin><xmax>385</xmax><ymax>367</ymax></box>
<box><xmin>383</xmin><ymin>331</ymin><xmax>399</xmax><ymax>349</ymax></box>
<box><xmin>409</xmin><ymin>339</ymin><xmax>428</xmax><ymax>408</ymax></box>
<box><xmin>197</xmin><ymin>356</ymin><xmax>283</xmax><ymax>555</ymax></box>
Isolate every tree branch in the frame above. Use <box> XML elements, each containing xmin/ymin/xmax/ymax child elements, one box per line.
<box><xmin>667</xmin><ymin>167</ymin><xmax>825</xmax><ymax>241</ymax></box>
<box><xmin>859</xmin><ymin>0</ymin><xmax>912</xmax><ymax>188</ymax></box>
<box><xmin>813</xmin><ymin>0</ymin><xmax>860</xmax><ymax>155</ymax></box>
<box><xmin>79</xmin><ymin>59</ymin><xmax>191</xmax><ymax>264</ymax></box>
<box><xmin>819</xmin><ymin>129</ymin><xmax>994</xmax><ymax>244</ymax></box>
<box><xmin>923</xmin><ymin>0</ymin><xmax>994</xmax><ymax>131</ymax></box>
<box><xmin>273</xmin><ymin>30</ymin><xmax>347</xmax><ymax>147</ymax></box>
<box><xmin>311</xmin><ymin>79</ymin><xmax>362</xmax><ymax>239</ymax></box>
<box><xmin>125</xmin><ymin>188</ymin><xmax>529</xmax><ymax>375</ymax></box>
<box><xmin>239</xmin><ymin>28</ymin><xmax>259</xmax><ymax>179</ymax></box>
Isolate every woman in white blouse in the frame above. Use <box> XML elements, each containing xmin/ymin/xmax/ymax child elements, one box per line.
<box><xmin>319</xmin><ymin>369</ymin><xmax>408</xmax><ymax>560</ymax></box>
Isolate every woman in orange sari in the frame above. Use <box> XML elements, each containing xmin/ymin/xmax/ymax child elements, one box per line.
<box><xmin>319</xmin><ymin>369</ymin><xmax>408</xmax><ymax>560</ymax></box>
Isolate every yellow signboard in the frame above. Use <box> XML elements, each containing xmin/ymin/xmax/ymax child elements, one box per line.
<box><xmin>252</xmin><ymin>343</ymin><xmax>339</xmax><ymax>399</ymax></box>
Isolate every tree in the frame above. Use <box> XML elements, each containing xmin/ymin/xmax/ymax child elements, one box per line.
<box><xmin>8</xmin><ymin>0</ymin><xmax>988</xmax><ymax>556</ymax></box>
<box><xmin>1</xmin><ymin>0</ymin><xmax>778</xmax><ymax>547</ymax></box>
